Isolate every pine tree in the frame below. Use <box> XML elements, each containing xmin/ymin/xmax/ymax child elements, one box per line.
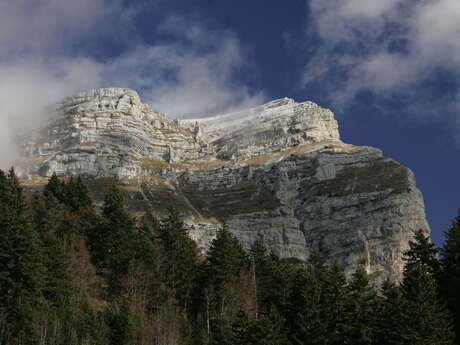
<box><xmin>0</xmin><ymin>169</ymin><xmax>44</xmax><ymax>344</ymax></box>
<box><xmin>249</xmin><ymin>238</ymin><xmax>280</xmax><ymax>316</ymax></box>
<box><xmin>63</xmin><ymin>176</ymin><xmax>93</xmax><ymax>210</ymax></box>
<box><xmin>291</xmin><ymin>259</ymin><xmax>348</xmax><ymax>345</ymax></box>
<box><xmin>232</xmin><ymin>307</ymin><xmax>290</xmax><ymax>345</ymax></box>
<box><xmin>41</xmin><ymin>174</ymin><xmax>97</xmax><ymax>239</ymax></box>
<box><xmin>398</xmin><ymin>230</ymin><xmax>455</xmax><ymax>345</ymax></box>
<box><xmin>126</xmin><ymin>212</ymin><xmax>161</xmax><ymax>312</ymax></box>
<box><xmin>204</xmin><ymin>223</ymin><xmax>246</xmax><ymax>318</ymax></box>
<box><xmin>105</xmin><ymin>302</ymin><xmax>134</xmax><ymax>345</ymax></box>
<box><xmin>157</xmin><ymin>207</ymin><xmax>199</xmax><ymax>310</ymax></box>
<box><xmin>31</xmin><ymin>192</ymin><xmax>73</xmax><ymax>306</ymax></box>
<box><xmin>375</xmin><ymin>280</ymin><xmax>406</xmax><ymax>345</ymax></box>
<box><xmin>87</xmin><ymin>186</ymin><xmax>136</xmax><ymax>298</ymax></box>
<box><xmin>440</xmin><ymin>211</ymin><xmax>460</xmax><ymax>342</ymax></box>
<box><xmin>43</xmin><ymin>172</ymin><xmax>64</xmax><ymax>203</ymax></box>
<box><xmin>41</xmin><ymin>235</ymin><xmax>73</xmax><ymax>305</ymax></box>
<box><xmin>205</xmin><ymin>223</ymin><xmax>246</xmax><ymax>290</ymax></box>
<box><xmin>322</xmin><ymin>264</ymin><xmax>348</xmax><ymax>345</ymax></box>
<box><xmin>289</xmin><ymin>264</ymin><xmax>323</xmax><ymax>345</ymax></box>
<box><xmin>341</xmin><ymin>266</ymin><xmax>378</xmax><ymax>345</ymax></box>
<box><xmin>403</xmin><ymin>229</ymin><xmax>440</xmax><ymax>277</ymax></box>
<box><xmin>264</xmin><ymin>254</ymin><xmax>298</xmax><ymax>317</ymax></box>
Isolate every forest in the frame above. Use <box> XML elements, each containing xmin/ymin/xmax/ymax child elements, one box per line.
<box><xmin>1</xmin><ymin>168</ymin><xmax>460</xmax><ymax>345</ymax></box>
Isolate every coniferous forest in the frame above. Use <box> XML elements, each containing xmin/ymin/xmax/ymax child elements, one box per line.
<box><xmin>1</xmin><ymin>168</ymin><xmax>460</xmax><ymax>345</ymax></box>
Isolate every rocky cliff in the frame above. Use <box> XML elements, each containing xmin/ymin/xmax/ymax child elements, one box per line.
<box><xmin>18</xmin><ymin>88</ymin><xmax>429</xmax><ymax>281</ymax></box>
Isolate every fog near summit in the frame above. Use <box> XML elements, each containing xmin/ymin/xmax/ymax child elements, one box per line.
<box><xmin>0</xmin><ymin>1</ymin><xmax>264</xmax><ymax>169</ymax></box>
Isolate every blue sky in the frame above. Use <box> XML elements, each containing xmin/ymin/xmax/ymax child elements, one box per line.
<box><xmin>0</xmin><ymin>0</ymin><xmax>459</xmax><ymax>246</ymax></box>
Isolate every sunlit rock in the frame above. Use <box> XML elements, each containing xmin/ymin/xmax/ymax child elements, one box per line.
<box><xmin>18</xmin><ymin>88</ymin><xmax>429</xmax><ymax>282</ymax></box>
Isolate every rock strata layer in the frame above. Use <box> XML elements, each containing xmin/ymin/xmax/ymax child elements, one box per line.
<box><xmin>18</xmin><ymin>88</ymin><xmax>429</xmax><ymax>281</ymax></box>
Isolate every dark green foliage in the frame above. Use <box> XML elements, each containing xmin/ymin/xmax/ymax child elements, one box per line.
<box><xmin>232</xmin><ymin>308</ymin><xmax>290</xmax><ymax>345</ymax></box>
<box><xmin>30</xmin><ymin>193</ymin><xmax>73</xmax><ymax>306</ymax></box>
<box><xmin>397</xmin><ymin>230</ymin><xmax>455</xmax><ymax>345</ymax></box>
<box><xmin>249</xmin><ymin>239</ymin><xmax>286</xmax><ymax>315</ymax></box>
<box><xmin>209</xmin><ymin>320</ymin><xmax>233</xmax><ymax>345</ymax></box>
<box><xmin>44</xmin><ymin>172</ymin><xmax>63</xmax><ymax>202</ymax></box>
<box><xmin>105</xmin><ymin>302</ymin><xmax>134</xmax><ymax>345</ymax></box>
<box><xmin>41</xmin><ymin>235</ymin><xmax>72</xmax><ymax>304</ymax></box>
<box><xmin>205</xmin><ymin>223</ymin><xmax>246</xmax><ymax>290</ymax></box>
<box><xmin>157</xmin><ymin>207</ymin><xmax>199</xmax><ymax>310</ymax></box>
<box><xmin>289</xmin><ymin>257</ymin><xmax>347</xmax><ymax>345</ymax></box>
<box><xmin>440</xmin><ymin>212</ymin><xmax>460</xmax><ymax>343</ymax></box>
<box><xmin>375</xmin><ymin>280</ymin><xmax>406</xmax><ymax>345</ymax></box>
<box><xmin>202</xmin><ymin>223</ymin><xmax>247</xmax><ymax>324</ymax></box>
<box><xmin>288</xmin><ymin>266</ymin><xmax>323</xmax><ymax>344</ymax></box>
<box><xmin>3</xmin><ymin>168</ymin><xmax>460</xmax><ymax>345</ymax></box>
<box><xmin>87</xmin><ymin>186</ymin><xmax>137</xmax><ymax>297</ymax></box>
<box><xmin>44</xmin><ymin>173</ymin><xmax>92</xmax><ymax>211</ymax></box>
<box><xmin>0</xmin><ymin>169</ymin><xmax>43</xmax><ymax>344</ymax></box>
<box><xmin>341</xmin><ymin>266</ymin><xmax>378</xmax><ymax>345</ymax></box>
<box><xmin>403</xmin><ymin>229</ymin><xmax>440</xmax><ymax>277</ymax></box>
<box><xmin>40</xmin><ymin>173</ymin><xmax>99</xmax><ymax>239</ymax></box>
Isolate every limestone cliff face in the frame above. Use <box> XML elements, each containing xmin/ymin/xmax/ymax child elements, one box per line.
<box><xmin>18</xmin><ymin>88</ymin><xmax>429</xmax><ymax>281</ymax></box>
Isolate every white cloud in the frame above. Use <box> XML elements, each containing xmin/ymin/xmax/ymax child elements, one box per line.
<box><xmin>0</xmin><ymin>0</ymin><xmax>122</xmax><ymax>57</ymax></box>
<box><xmin>342</xmin><ymin>0</ymin><xmax>399</xmax><ymax>17</ymax></box>
<box><xmin>304</xmin><ymin>0</ymin><xmax>460</xmax><ymax>112</ymax></box>
<box><xmin>310</xmin><ymin>0</ymin><xmax>399</xmax><ymax>44</ymax></box>
<box><xmin>0</xmin><ymin>1</ymin><xmax>264</xmax><ymax>168</ymax></box>
<box><xmin>0</xmin><ymin>58</ymin><xmax>104</xmax><ymax>169</ymax></box>
<box><xmin>103</xmin><ymin>17</ymin><xmax>265</xmax><ymax>117</ymax></box>
<box><xmin>412</xmin><ymin>0</ymin><xmax>460</xmax><ymax>66</ymax></box>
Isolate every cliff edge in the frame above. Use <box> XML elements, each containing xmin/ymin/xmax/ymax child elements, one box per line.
<box><xmin>17</xmin><ymin>88</ymin><xmax>429</xmax><ymax>281</ymax></box>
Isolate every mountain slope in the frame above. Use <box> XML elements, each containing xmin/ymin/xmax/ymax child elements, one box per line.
<box><xmin>17</xmin><ymin>88</ymin><xmax>429</xmax><ymax>281</ymax></box>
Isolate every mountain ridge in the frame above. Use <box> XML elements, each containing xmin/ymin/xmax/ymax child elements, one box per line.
<box><xmin>17</xmin><ymin>88</ymin><xmax>429</xmax><ymax>282</ymax></box>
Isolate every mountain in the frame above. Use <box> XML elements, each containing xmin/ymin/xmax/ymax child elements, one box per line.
<box><xmin>17</xmin><ymin>88</ymin><xmax>429</xmax><ymax>281</ymax></box>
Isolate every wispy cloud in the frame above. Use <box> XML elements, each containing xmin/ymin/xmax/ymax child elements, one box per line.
<box><xmin>105</xmin><ymin>16</ymin><xmax>265</xmax><ymax>117</ymax></box>
<box><xmin>0</xmin><ymin>1</ymin><xmax>264</xmax><ymax>168</ymax></box>
<box><xmin>303</xmin><ymin>0</ymin><xmax>460</xmax><ymax>127</ymax></box>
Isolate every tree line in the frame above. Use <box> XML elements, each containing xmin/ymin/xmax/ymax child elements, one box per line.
<box><xmin>1</xmin><ymin>168</ymin><xmax>460</xmax><ymax>345</ymax></box>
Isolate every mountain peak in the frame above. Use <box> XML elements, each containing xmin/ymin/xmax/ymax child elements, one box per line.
<box><xmin>16</xmin><ymin>87</ymin><xmax>429</xmax><ymax>283</ymax></box>
<box><xmin>20</xmin><ymin>88</ymin><xmax>341</xmax><ymax>176</ymax></box>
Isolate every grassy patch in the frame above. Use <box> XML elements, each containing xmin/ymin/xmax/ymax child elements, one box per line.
<box><xmin>311</xmin><ymin>159</ymin><xmax>410</xmax><ymax>197</ymax></box>
<box><xmin>180</xmin><ymin>181</ymin><xmax>281</xmax><ymax>218</ymax></box>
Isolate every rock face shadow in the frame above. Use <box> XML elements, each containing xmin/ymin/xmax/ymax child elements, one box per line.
<box><xmin>18</xmin><ymin>88</ymin><xmax>429</xmax><ymax>282</ymax></box>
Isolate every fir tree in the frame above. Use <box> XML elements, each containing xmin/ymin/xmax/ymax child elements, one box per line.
<box><xmin>205</xmin><ymin>223</ymin><xmax>246</xmax><ymax>290</ymax></box>
<box><xmin>43</xmin><ymin>172</ymin><xmax>64</xmax><ymax>202</ymax></box>
<box><xmin>158</xmin><ymin>207</ymin><xmax>199</xmax><ymax>310</ymax></box>
<box><xmin>322</xmin><ymin>264</ymin><xmax>348</xmax><ymax>345</ymax></box>
<box><xmin>204</xmin><ymin>223</ymin><xmax>246</xmax><ymax>318</ymax></box>
<box><xmin>105</xmin><ymin>302</ymin><xmax>134</xmax><ymax>345</ymax></box>
<box><xmin>232</xmin><ymin>307</ymin><xmax>290</xmax><ymax>345</ymax></box>
<box><xmin>398</xmin><ymin>230</ymin><xmax>455</xmax><ymax>345</ymax></box>
<box><xmin>291</xmin><ymin>259</ymin><xmax>348</xmax><ymax>345</ymax></box>
<box><xmin>403</xmin><ymin>229</ymin><xmax>440</xmax><ymax>278</ymax></box>
<box><xmin>63</xmin><ymin>176</ymin><xmax>93</xmax><ymax>210</ymax></box>
<box><xmin>340</xmin><ymin>266</ymin><xmax>378</xmax><ymax>345</ymax></box>
<box><xmin>249</xmin><ymin>238</ymin><xmax>281</xmax><ymax>316</ymax></box>
<box><xmin>0</xmin><ymin>169</ymin><xmax>44</xmax><ymax>344</ymax></box>
<box><xmin>440</xmin><ymin>211</ymin><xmax>460</xmax><ymax>342</ymax></box>
<box><xmin>41</xmin><ymin>235</ymin><xmax>72</xmax><ymax>305</ymax></box>
<box><xmin>289</xmin><ymin>256</ymin><xmax>348</xmax><ymax>345</ymax></box>
<box><xmin>375</xmin><ymin>280</ymin><xmax>406</xmax><ymax>345</ymax></box>
<box><xmin>87</xmin><ymin>186</ymin><xmax>136</xmax><ymax>298</ymax></box>
<box><xmin>30</xmin><ymin>192</ymin><xmax>73</xmax><ymax>306</ymax></box>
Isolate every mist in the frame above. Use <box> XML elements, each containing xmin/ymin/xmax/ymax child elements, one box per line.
<box><xmin>0</xmin><ymin>1</ymin><xmax>264</xmax><ymax>169</ymax></box>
